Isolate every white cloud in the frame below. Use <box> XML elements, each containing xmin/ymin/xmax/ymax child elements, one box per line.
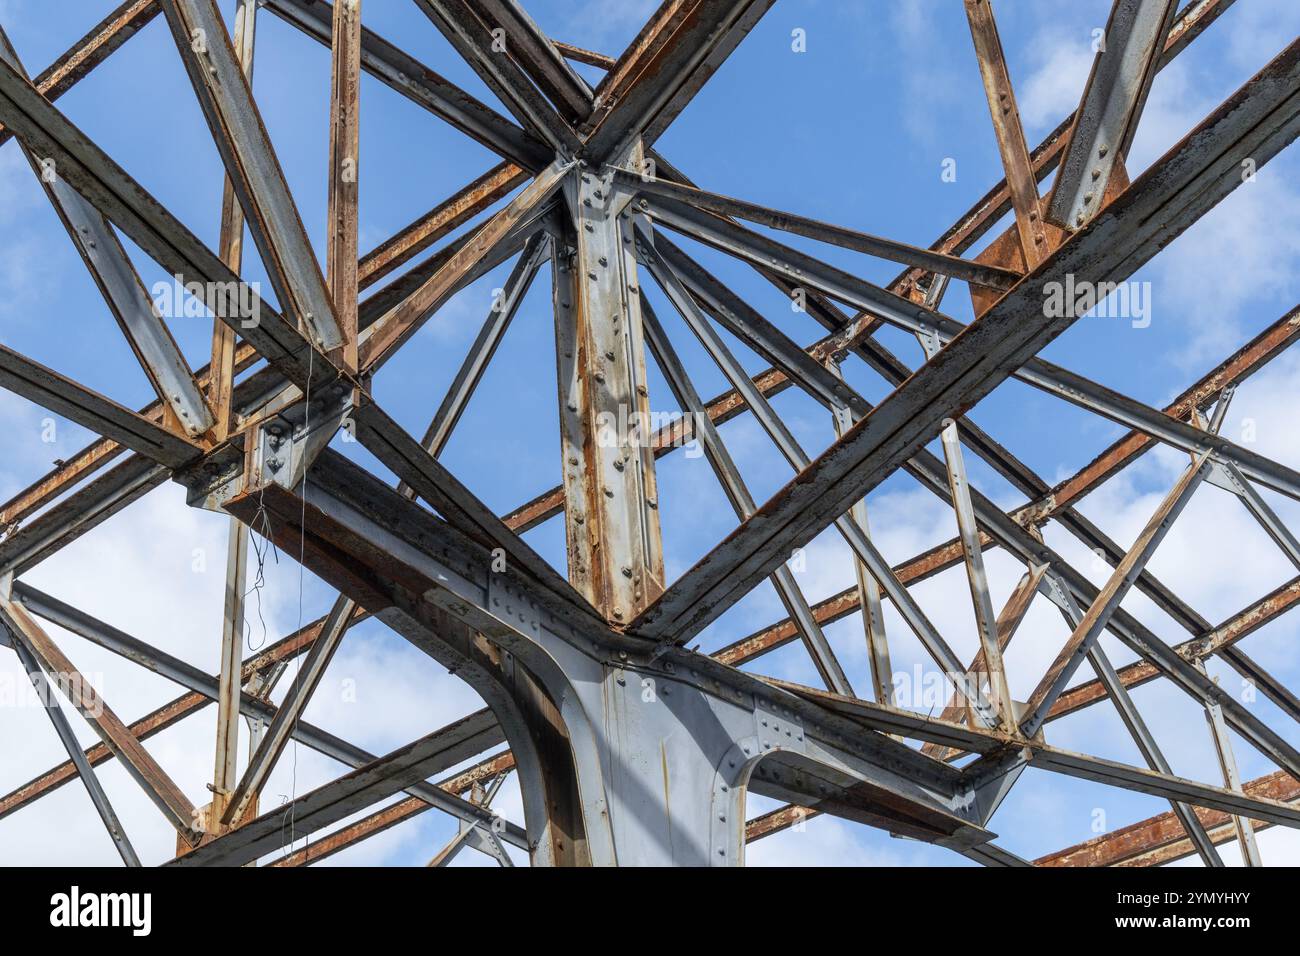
<box><xmin>0</xmin><ymin>482</ymin><xmax>491</xmax><ymax>865</ymax></box>
<box><xmin>1149</xmin><ymin>168</ymin><xmax>1300</xmax><ymax>370</ymax></box>
<box><xmin>747</xmin><ymin>811</ymin><xmax>920</xmax><ymax>867</ymax></box>
<box><xmin>1018</xmin><ymin>37</ymin><xmax>1096</xmax><ymax>141</ymax></box>
<box><xmin>3</xmin><ymin>0</ymin><xmax>1300</xmax><ymax>871</ymax></box>
<box><xmin>888</xmin><ymin>1</ymin><xmax>964</xmax><ymax>150</ymax></box>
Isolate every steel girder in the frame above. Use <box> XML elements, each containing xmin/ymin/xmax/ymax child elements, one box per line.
<box><xmin>632</xmin><ymin>41</ymin><xmax>1300</xmax><ymax>645</ymax></box>
<box><xmin>0</xmin><ymin>0</ymin><xmax>1298</xmax><ymax>868</ymax></box>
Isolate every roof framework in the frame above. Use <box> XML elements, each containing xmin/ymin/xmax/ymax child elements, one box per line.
<box><xmin>0</xmin><ymin>0</ymin><xmax>1296</xmax><ymax>866</ymax></box>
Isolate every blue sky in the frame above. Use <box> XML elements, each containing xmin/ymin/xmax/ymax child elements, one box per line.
<box><xmin>1</xmin><ymin>0</ymin><xmax>1299</xmax><ymax>867</ymax></box>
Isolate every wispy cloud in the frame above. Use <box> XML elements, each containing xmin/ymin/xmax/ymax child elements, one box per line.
<box><xmin>888</xmin><ymin>1</ymin><xmax>964</xmax><ymax>150</ymax></box>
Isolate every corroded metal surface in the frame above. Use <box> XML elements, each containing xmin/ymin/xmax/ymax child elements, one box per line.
<box><xmin>0</xmin><ymin>0</ymin><xmax>1296</xmax><ymax>869</ymax></box>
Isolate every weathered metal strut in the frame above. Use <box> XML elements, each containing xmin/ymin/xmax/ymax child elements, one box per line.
<box><xmin>0</xmin><ymin>0</ymin><xmax>1297</xmax><ymax>869</ymax></box>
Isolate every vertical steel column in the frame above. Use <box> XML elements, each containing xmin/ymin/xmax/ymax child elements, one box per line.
<box><xmin>1197</xmin><ymin>661</ymin><xmax>1264</xmax><ymax>864</ymax></box>
<box><xmin>919</xmin><ymin>322</ymin><xmax>1013</xmax><ymax>728</ymax></box>
<box><xmin>211</xmin><ymin>516</ymin><xmax>248</xmax><ymax>829</ymax></box>
<box><xmin>641</xmin><ymin>298</ymin><xmax>853</xmax><ymax>695</ymax></box>
<box><xmin>208</xmin><ymin>0</ymin><xmax>257</xmax><ymax>439</ymax></box>
<box><xmin>207</xmin><ymin>0</ymin><xmax>258</xmax><ymax>835</ymax></box>
<box><xmin>326</xmin><ymin>0</ymin><xmax>361</xmax><ymax>371</ymax></box>
<box><xmin>828</xmin><ymin>361</ymin><xmax>893</xmax><ymax>705</ymax></box>
<box><xmin>552</xmin><ymin>160</ymin><xmax>664</xmax><ymax>623</ymax></box>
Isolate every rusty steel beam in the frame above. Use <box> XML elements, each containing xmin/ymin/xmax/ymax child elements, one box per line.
<box><xmin>745</xmin><ymin>804</ymin><xmax>818</xmax><ymax>843</ymax></box>
<box><xmin>0</xmin><ymin>609</ymin><xmax>351</xmax><ymax>821</ymax></box>
<box><xmin>7</xmin><ymin>634</ymin><xmax>142</xmax><ymax>866</ymax></box>
<box><xmin>889</xmin><ymin>0</ymin><xmax>1236</xmax><ymax>301</ymax></box>
<box><xmin>0</xmin><ymin>0</ymin><xmax>161</xmax><ymax>148</ymax></box>
<box><xmin>358</xmin><ymin>161</ymin><xmax>569</xmax><ymax>370</ymax></box>
<box><xmin>641</xmin><ymin>296</ymin><xmax>852</xmax><ymax>694</ymax></box>
<box><xmin>1025</xmin><ymin>744</ymin><xmax>1300</xmax><ymax>828</ymax></box>
<box><xmin>264</xmin><ymin>0</ymin><xmax>549</xmax><ymax>170</ymax></box>
<box><xmin>208</xmin><ymin>0</ymin><xmax>258</xmax><ymax>440</ymax></box>
<box><xmin>0</xmin><ymin>346</ymin><xmax>200</xmax><ymax>469</ymax></box>
<box><xmin>716</xmin><ymin>301</ymin><xmax>1300</xmax><ymax>673</ymax></box>
<box><xmin>0</xmin><ymin>462</ymin><xmax>171</xmax><ymax>583</ymax></box>
<box><xmin>219</xmin><ymin>592</ymin><xmax>352</xmax><ymax>827</ymax></box>
<box><xmin>204</xmin><ymin>0</ymin><xmax>260</xmax><ymax>837</ymax></box>
<box><xmin>167</xmin><ymin>710</ymin><xmax>505</xmax><ymax>866</ymax></box>
<box><xmin>0</xmin><ymin>55</ymin><xmax>341</xmax><ymax>393</ymax></box>
<box><xmin>1021</xmin><ymin>456</ymin><xmax>1213</xmax><ymax>737</ymax></box>
<box><xmin>632</xmin><ymin>42</ymin><xmax>1300</xmax><ymax>646</ymax></box>
<box><xmin>553</xmin><ymin>40</ymin><xmax>616</xmax><ymax>71</ymax></box>
<box><xmin>616</xmin><ymin>171</ymin><xmax>1021</xmax><ymax>290</ymax></box>
<box><xmin>159</xmin><ymin>0</ymin><xmax>345</xmax><ymax>353</ymax></box>
<box><xmin>0</xmin><ymin>26</ymin><xmax>214</xmax><ymax>440</ymax></box>
<box><xmin>0</xmin><ymin>596</ymin><xmax>200</xmax><ymax>841</ymax></box>
<box><xmin>1045</xmin><ymin>0</ymin><xmax>1181</xmax><ymax>230</ymax></box>
<box><xmin>0</xmin><ymin>346</ymin><xmax>262</xmax><ymax>548</ymax></box>
<box><xmin>1221</xmin><ymin>645</ymin><xmax>1300</xmax><ymax>725</ymax></box>
<box><xmin>468</xmin><ymin>0</ymin><xmax>593</xmax><ymax>124</ymax></box>
<box><xmin>209</xmin><ymin>517</ymin><xmax>248</xmax><ymax>832</ymax></box>
<box><xmin>1048</xmin><ymin>573</ymin><xmax>1300</xmax><ymax>721</ymax></box>
<box><xmin>267</xmin><ymin>751</ymin><xmax>517</xmax><ymax>866</ymax></box>
<box><xmin>358</xmin><ymin>162</ymin><xmax>529</xmax><ymax>289</ymax></box>
<box><xmin>963</xmin><ymin>0</ymin><xmax>1048</xmax><ymax>268</ymax></box>
<box><xmin>326</xmin><ymin>0</ymin><xmax>363</xmax><ymax>371</ymax></box>
<box><xmin>648</xmin><ymin>190</ymin><xmax>1300</xmax><ymax>508</ymax></box>
<box><xmin>923</xmin><ymin>564</ymin><xmax>1048</xmax><ymax>760</ymax></box>
<box><xmin>1</xmin><ymin>585</ymin><xmax>519</xmax><ymax>843</ymax></box>
<box><xmin>270</xmin><ymin>750</ymin><xmax>913</xmax><ymax>864</ymax></box>
<box><xmin>1037</xmin><ymin>769</ymin><xmax>1300</xmax><ymax>867</ymax></box>
<box><xmin>551</xmin><ymin>181</ymin><xmax>666</xmax><ymax>624</ymax></box>
<box><xmin>412</xmin><ymin>0</ymin><xmax>581</xmax><ymax>155</ymax></box>
<box><xmin>583</xmin><ymin>0</ymin><xmax>775</xmax><ymax>162</ymax></box>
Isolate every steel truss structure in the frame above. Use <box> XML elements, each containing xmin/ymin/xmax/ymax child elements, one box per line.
<box><xmin>0</xmin><ymin>0</ymin><xmax>1298</xmax><ymax>867</ymax></box>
